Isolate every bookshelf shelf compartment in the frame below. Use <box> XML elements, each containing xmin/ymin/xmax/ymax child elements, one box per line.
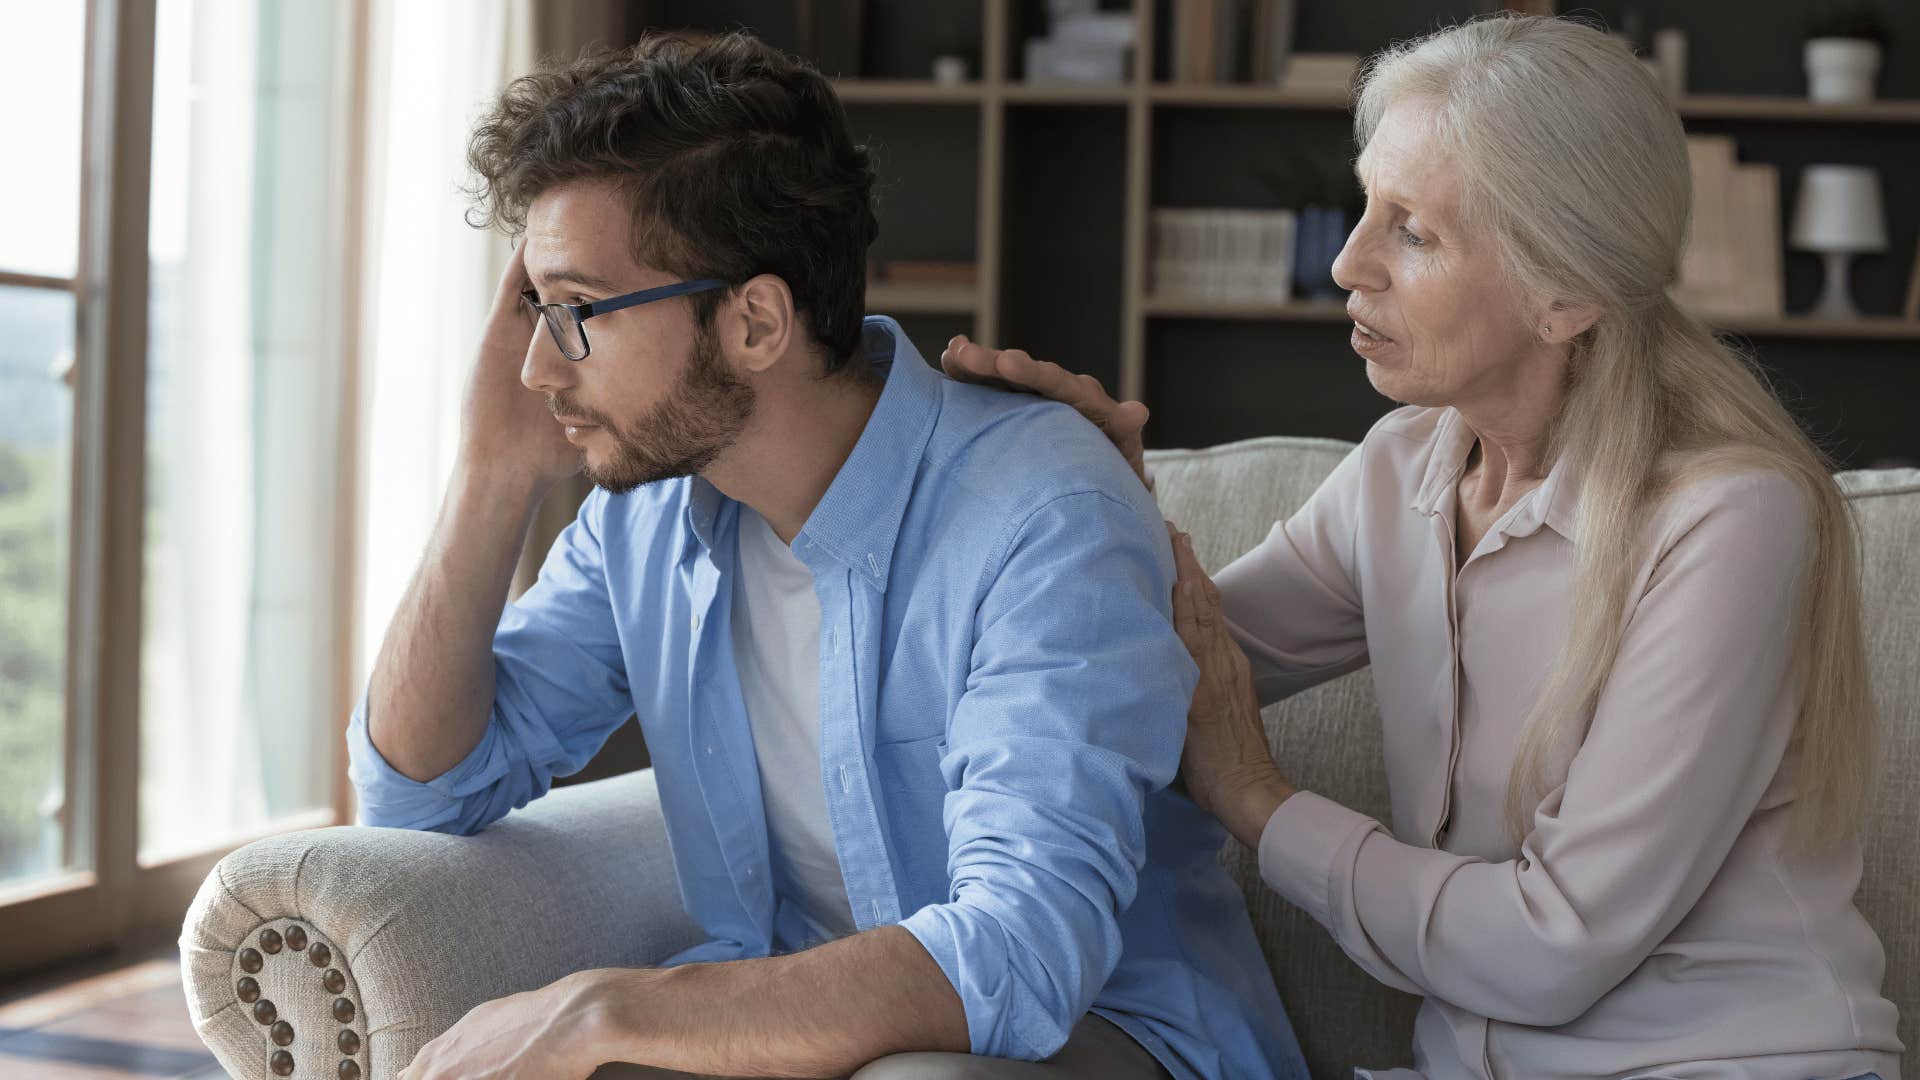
<box><xmin>1677</xmin><ymin>95</ymin><xmax>1920</xmax><ymax>124</ymax></box>
<box><xmin>1142</xmin><ymin>296</ymin><xmax>1920</xmax><ymax>341</ymax></box>
<box><xmin>1711</xmin><ymin>315</ymin><xmax>1920</xmax><ymax>340</ymax></box>
<box><xmin>1130</xmin><ymin>87</ymin><xmax>1920</xmax><ymax>124</ymax></box>
<box><xmin>1149</xmin><ymin>84</ymin><xmax>1350</xmax><ymax>109</ymax></box>
<box><xmin>832</xmin><ymin>80</ymin><xmax>985</xmax><ymax>105</ymax></box>
<box><xmin>1144</xmin><ymin>297</ymin><xmax>1349</xmax><ymax>322</ymax></box>
<box><xmin>867</xmin><ymin>283</ymin><xmax>982</xmax><ymax>316</ymax></box>
<box><xmin>1003</xmin><ymin>82</ymin><xmax>1133</xmax><ymax>105</ymax></box>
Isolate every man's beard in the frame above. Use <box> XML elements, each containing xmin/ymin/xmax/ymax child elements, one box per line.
<box><xmin>550</xmin><ymin>324</ymin><xmax>755</xmax><ymax>494</ymax></box>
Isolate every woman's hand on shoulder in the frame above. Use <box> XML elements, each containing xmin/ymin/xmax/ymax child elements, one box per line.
<box><xmin>941</xmin><ymin>334</ymin><xmax>1153</xmax><ymax>490</ymax></box>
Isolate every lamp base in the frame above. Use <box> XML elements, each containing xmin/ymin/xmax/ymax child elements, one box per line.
<box><xmin>1808</xmin><ymin>250</ymin><xmax>1861</xmax><ymax>320</ymax></box>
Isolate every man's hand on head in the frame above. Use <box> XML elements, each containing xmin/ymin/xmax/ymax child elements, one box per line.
<box><xmin>458</xmin><ymin>241</ymin><xmax>583</xmax><ymax>497</ymax></box>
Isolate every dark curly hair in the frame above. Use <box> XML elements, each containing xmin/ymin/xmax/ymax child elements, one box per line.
<box><xmin>467</xmin><ymin>32</ymin><xmax>879</xmax><ymax>370</ymax></box>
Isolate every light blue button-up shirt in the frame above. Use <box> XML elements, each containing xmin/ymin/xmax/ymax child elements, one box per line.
<box><xmin>347</xmin><ymin>318</ymin><xmax>1306</xmax><ymax>1079</ymax></box>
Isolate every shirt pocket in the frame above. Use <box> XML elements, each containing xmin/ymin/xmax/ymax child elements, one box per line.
<box><xmin>873</xmin><ymin>732</ymin><xmax>951</xmax><ymax>794</ymax></box>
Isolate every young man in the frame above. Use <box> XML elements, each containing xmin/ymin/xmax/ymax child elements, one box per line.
<box><xmin>352</xmin><ymin>32</ymin><xmax>1305</xmax><ymax>1080</ymax></box>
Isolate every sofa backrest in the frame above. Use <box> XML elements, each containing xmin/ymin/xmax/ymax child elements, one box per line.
<box><xmin>1145</xmin><ymin>437</ymin><xmax>1919</xmax><ymax>1077</ymax></box>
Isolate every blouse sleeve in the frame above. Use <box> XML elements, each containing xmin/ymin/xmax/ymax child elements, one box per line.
<box><xmin>1256</xmin><ymin>470</ymin><xmax>1813</xmax><ymax>1025</ymax></box>
<box><xmin>1213</xmin><ymin>439</ymin><xmax>1372</xmax><ymax>706</ymax></box>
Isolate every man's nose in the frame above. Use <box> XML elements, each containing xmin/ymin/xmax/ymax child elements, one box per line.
<box><xmin>521</xmin><ymin>326</ymin><xmax>574</xmax><ymax>394</ymax></box>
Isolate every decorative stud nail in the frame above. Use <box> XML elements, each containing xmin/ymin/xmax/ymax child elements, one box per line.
<box><xmin>271</xmin><ymin>1020</ymin><xmax>295</xmax><ymax>1046</ymax></box>
<box><xmin>338</xmin><ymin>1061</ymin><xmax>362</xmax><ymax>1080</ymax></box>
<box><xmin>270</xmin><ymin>1049</ymin><xmax>295</xmax><ymax>1076</ymax></box>
<box><xmin>237</xmin><ymin>977</ymin><xmax>260</xmax><ymax>1003</ymax></box>
<box><xmin>322</xmin><ymin>969</ymin><xmax>346</xmax><ymax>994</ymax></box>
<box><xmin>309</xmin><ymin>942</ymin><xmax>332</xmax><ymax>968</ymax></box>
<box><xmin>337</xmin><ymin>1029</ymin><xmax>360</xmax><ymax>1055</ymax></box>
<box><xmin>286</xmin><ymin>926</ymin><xmax>308</xmax><ymax>951</ymax></box>
<box><xmin>254</xmin><ymin>999</ymin><xmax>278</xmax><ymax>1026</ymax></box>
<box><xmin>332</xmin><ymin>997</ymin><xmax>355</xmax><ymax>1024</ymax></box>
<box><xmin>259</xmin><ymin>929</ymin><xmax>283</xmax><ymax>954</ymax></box>
<box><xmin>239</xmin><ymin>948</ymin><xmax>264</xmax><ymax>974</ymax></box>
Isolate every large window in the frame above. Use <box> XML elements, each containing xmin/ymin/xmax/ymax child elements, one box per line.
<box><xmin>0</xmin><ymin>2</ymin><xmax>87</xmax><ymax>896</ymax></box>
<box><xmin>0</xmin><ymin>0</ymin><xmax>360</xmax><ymax>975</ymax></box>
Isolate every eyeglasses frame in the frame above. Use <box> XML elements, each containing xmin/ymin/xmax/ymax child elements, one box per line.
<box><xmin>520</xmin><ymin>278</ymin><xmax>730</xmax><ymax>361</ymax></box>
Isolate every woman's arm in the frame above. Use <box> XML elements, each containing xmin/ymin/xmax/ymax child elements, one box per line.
<box><xmin>1256</xmin><ymin>471</ymin><xmax>1813</xmax><ymax>1025</ymax></box>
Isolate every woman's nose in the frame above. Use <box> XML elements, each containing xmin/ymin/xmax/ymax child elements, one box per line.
<box><xmin>1331</xmin><ymin>220</ymin><xmax>1385</xmax><ymax>295</ymax></box>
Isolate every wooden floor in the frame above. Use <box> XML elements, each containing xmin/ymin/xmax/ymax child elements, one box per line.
<box><xmin>0</xmin><ymin>949</ymin><xmax>226</xmax><ymax>1079</ymax></box>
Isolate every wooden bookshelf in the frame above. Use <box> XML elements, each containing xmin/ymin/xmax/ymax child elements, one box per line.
<box><xmin>778</xmin><ymin>1</ymin><xmax>1920</xmax><ymax>462</ymax></box>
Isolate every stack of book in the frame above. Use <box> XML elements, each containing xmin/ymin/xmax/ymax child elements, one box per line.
<box><xmin>1150</xmin><ymin>208</ymin><xmax>1296</xmax><ymax>302</ymax></box>
<box><xmin>1672</xmin><ymin>136</ymin><xmax>1783</xmax><ymax>319</ymax></box>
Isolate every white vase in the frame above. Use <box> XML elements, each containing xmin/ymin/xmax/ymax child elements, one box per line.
<box><xmin>1805</xmin><ymin>38</ymin><xmax>1881</xmax><ymax>104</ymax></box>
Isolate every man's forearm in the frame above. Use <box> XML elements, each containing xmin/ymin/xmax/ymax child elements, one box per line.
<box><xmin>589</xmin><ymin>925</ymin><xmax>969</xmax><ymax>1077</ymax></box>
<box><xmin>365</xmin><ymin>459</ymin><xmax>547</xmax><ymax>782</ymax></box>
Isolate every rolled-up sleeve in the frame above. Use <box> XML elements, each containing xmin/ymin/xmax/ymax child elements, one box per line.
<box><xmin>898</xmin><ymin>490</ymin><xmax>1197</xmax><ymax>1060</ymax></box>
<box><xmin>346</xmin><ymin>489</ymin><xmax>635</xmax><ymax>835</ymax></box>
<box><xmin>1257</xmin><ymin>472</ymin><xmax>1813</xmax><ymax>1026</ymax></box>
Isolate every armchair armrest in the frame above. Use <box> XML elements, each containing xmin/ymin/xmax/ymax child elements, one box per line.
<box><xmin>181</xmin><ymin>768</ymin><xmax>702</xmax><ymax>1080</ymax></box>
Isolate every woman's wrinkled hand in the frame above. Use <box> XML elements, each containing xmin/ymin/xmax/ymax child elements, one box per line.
<box><xmin>940</xmin><ymin>334</ymin><xmax>1153</xmax><ymax>491</ymax></box>
<box><xmin>1168</xmin><ymin>524</ymin><xmax>1297</xmax><ymax>849</ymax></box>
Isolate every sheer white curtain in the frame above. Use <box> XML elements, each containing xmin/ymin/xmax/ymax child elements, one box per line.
<box><xmin>141</xmin><ymin>0</ymin><xmax>354</xmax><ymax>858</ymax></box>
<box><xmin>353</xmin><ymin>0</ymin><xmax>533</xmax><ymax>682</ymax></box>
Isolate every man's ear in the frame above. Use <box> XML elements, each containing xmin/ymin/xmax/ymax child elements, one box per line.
<box><xmin>726</xmin><ymin>274</ymin><xmax>797</xmax><ymax>375</ymax></box>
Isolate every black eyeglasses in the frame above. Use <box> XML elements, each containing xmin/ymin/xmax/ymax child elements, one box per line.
<box><xmin>521</xmin><ymin>278</ymin><xmax>729</xmax><ymax>361</ymax></box>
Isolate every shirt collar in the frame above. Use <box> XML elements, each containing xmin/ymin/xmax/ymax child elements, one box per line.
<box><xmin>1409</xmin><ymin>406</ymin><xmax>1581</xmax><ymax>542</ymax></box>
<box><xmin>678</xmin><ymin>316</ymin><xmax>939</xmax><ymax>585</ymax></box>
<box><xmin>792</xmin><ymin>317</ymin><xmax>940</xmax><ymax>590</ymax></box>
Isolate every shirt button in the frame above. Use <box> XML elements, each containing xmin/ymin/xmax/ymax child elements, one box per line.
<box><xmin>705</xmin><ymin>744</ymin><xmax>714</xmax><ymax>755</ymax></box>
<box><xmin>690</xmin><ymin>613</ymin><xmax>701</xmax><ymax>632</ymax></box>
<box><xmin>870</xmin><ymin>898</ymin><xmax>883</xmax><ymax>922</ymax></box>
<box><xmin>838</xmin><ymin>764</ymin><xmax>852</xmax><ymax>794</ymax></box>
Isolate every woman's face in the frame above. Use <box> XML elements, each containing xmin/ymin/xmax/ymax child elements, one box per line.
<box><xmin>1332</xmin><ymin>98</ymin><xmax>1546</xmax><ymax>412</ymax></box>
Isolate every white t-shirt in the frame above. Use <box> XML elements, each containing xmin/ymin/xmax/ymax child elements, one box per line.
<box><xmin>730</xmin><ymin>507</ymin><xmax>858</xmax><ymax>942</ymax></box>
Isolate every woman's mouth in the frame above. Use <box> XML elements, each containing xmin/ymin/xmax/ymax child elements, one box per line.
<box><xmin>1350</xmin><ymin>318</ymin><xmax>1394</xmax><ymax>355</ymax></box>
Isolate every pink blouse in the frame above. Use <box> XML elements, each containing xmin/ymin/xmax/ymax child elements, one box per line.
<box><xmin>1223</xmin><ymin>405</ymin><xmax>1902</xmax><ymax>1080</ymax></box>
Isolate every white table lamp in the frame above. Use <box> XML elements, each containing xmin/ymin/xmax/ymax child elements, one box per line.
<box><xmin>1790</xmin><ymin>164</ymin><xmax>1887</xmax><ymax>319</ymax></box>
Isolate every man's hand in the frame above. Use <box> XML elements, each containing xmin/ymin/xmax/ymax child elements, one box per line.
<box><xmin>398</xmin><ymin>970</ymin><xmax>621</xmax><ymax>1080</ymax></box>
<box><xmin>459</xmin><ymin>241</ymin><xmax>580</xmax><ymax>491</ymax></box>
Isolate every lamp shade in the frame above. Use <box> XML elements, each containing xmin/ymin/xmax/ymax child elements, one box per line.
<box><xmin>1790</xmin><ymin>165</ymin><xmax>1887</xmax><ymax>253</ymax></box>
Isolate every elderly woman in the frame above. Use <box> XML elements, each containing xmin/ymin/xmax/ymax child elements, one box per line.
<box><xmin>944</xmin><ymin>15</ymin><xmax>1900</xmax><ymax>1080</ymax></box>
